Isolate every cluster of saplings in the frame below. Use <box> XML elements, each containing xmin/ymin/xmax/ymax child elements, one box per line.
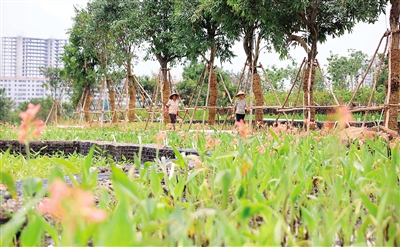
<box><xmin>60</xmin><ymin>0</ymin><xmax>393</xmax><ymax>126</ymax></box>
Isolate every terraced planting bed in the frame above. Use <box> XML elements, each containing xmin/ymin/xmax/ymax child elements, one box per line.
<box><xmin>1</xmin><ymin>124</ymin><xmax>399</xmax><ymax>246</ymax></box>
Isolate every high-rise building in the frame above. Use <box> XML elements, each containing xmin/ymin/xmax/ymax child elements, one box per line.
<box><xmin>0</xmin><ymin>36</ymin><xmax>67</xmax><ymax>105</ymax></box>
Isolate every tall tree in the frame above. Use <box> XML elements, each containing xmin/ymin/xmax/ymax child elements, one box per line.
<box><xmin>63</xmin><ymin>7</ymin><xmax>100</xmax><ymax>123</ymax></box>
<box><xmin>176</xmin><ymin>0</ymin><xmax>237</xmax><ymax>125</ymax></box>
<box><xmin>39</xmin><ymin>67</ymin><xmax>71</xmax><ymax>123</ymax></box>
<box><xmin>270</xmin><ymin>0</ymin><xmax>386</xmax><ymax>122</ymax></box>
<box><xmin>385</xmin><ymin>0</ymin><xmax>400</xmax><ymax>130</ymax></box>
<box><xmin>140</xmin><ymin>0</ymin><xmax>185</xmax><ymax>124</ymax></box>
<box><xmin>224</xmin><ymin>0</ymin><xmax>272</xmax><ymax>123</ymax></box>
<box><xmin>86</xmin><ymin>0</ymin><xmax>121</xmax><ymax>123</ymax></box>
<box><xmin>89</xmin><ymin>0</ymin><xmax>141</xmax><ymax>123</ymax></box>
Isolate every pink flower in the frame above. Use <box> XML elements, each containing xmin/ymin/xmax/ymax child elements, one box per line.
<box><xmin>193</xmin><ymin>157</ymin><xmax>202</xmax><ymax>168</ymax></box>
<box><xmin>19</xmin><ymin>103</ymin><xmax>41</xmax><ymax>123</ymax></box>
<box><xmin>37</xmin><ymin>179</ymin><xmax>107</xmax><ymax>223</ymax></box>
<box><xmin>235</xmin><ymin>120</ymin><xmax>248</xmax><ymax>137</ymax></box>
<box><xmin>18</xmin><ymin>104</ymin><xmax>46</xmax><ymax>144</ymax></box>
<box><xmin>152</xmin><ymin>131</ymin><xmax>167</xmax><ymax>149</ymax></box>
<box><xmin>256</xmin><ymin>145</ymin><xmax>266</xmax><ymax>154</ymax></box>
<box><xmin>325</xmin><ymin>106</ymin><xmax>354</xmax><ymax>130</ymax></box>
<box><xmin>205</xmin><ymin>135</ymin><xmax>221</xmax><ymax>149</ymax></box>
<box><xmin>178</xmin><ymin>131</ymin><xmax>186</xmax><ymax>139</ymax></box>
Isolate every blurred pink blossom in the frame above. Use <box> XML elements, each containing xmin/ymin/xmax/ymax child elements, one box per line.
<box><xmin>37</xmin><ymin>179</ymin><xmax>107</xmax><ymax>223</ymax></box>
<box><xmin>18</xmin><ymin>104</ymin><xmax>45</xmax><ymax>144</ymax></box>
<box><xmin>235</xmin><ymin>120</ymin><xmax>248</xmax><ymax>137</ymax></box>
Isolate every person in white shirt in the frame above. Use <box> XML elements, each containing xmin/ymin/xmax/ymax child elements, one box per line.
<box><xmin>165</xmin><ymin>93</ymin><xmax>180</xmax><ymax>129</ymax></box>
<box><xmin>232</xmin><ymin>91</ymin><xmax>250</xmax><ymax>123</ymax></box>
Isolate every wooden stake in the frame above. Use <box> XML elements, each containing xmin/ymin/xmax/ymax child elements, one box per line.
<box><xmin>188</xmin><ymin>68</ymin><xmax>208</xmax><ymax>130</ymax></box>
<box><xmin>306</xmin><ymin>60</ymin><xmax>314</xmax><ymax>131</ymax></box>
<box><xmin>363</xmin><ymin>35</ymin><xmax>389</xmax><ymax>127</ymax></box>
<box><xmin>249</xmin><ymin>62</ymin><xmax>254</xmax><ymax>131</ymax></box>
<box><xmin>385</xmin><ymin>32</ymin><xmax>393</xmax><ymax>128</ymax></box>
<box><xmin>202</xmin><ymin>65</ymin><xmax>212</xmax><ymax>127</ymax></box>
<box><xmin>260</xmin><ymin>63</ymin><xmax>290</xmax><ymax>123</ymax></box>
<box><xmin>144</xmin><ymin>70</ymin><xmax>161</xmax><ymax>130</ymax></box>
<box><xmin>348</xmin><ymin>31</ymin><xmax>388</xmax><ymax>107</ymax></box>
<box><xmin>275</xmin><ymin>58</ymin><xmax>306</xmax><ymax>124</ymax></box>
<box><xmin>217</xmin><ymin>69</ymin><xmax>232</xmax><ymax>103</ymax></box>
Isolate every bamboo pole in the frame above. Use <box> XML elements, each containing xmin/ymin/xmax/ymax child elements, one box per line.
<box><xmin>290</xmin><ymin>71</ymin><xmax>305</xmax><ymax>127</ymax></box>
<box><xmin>124</xmin><ymin>76</ymin><xmax>129</xmax><ymax>122</ymax></box>
<box><xmin>385</xmin><ymin>32</ymin><xmax>393</xmax><ymax>128</ymax></box>
<box><xmin>249</xmin><ymin>62</ymin><xmax>254</xmax><ymax>131</ymax></box>
<box><xmin>315</xmin><ymin>60</ymin><xmax>339</xmax><ymax>105</ymax></box>
<box><xmin>45</xmin><ymin>102</ymin><xmax>55</xmax><ymax>125</ymax></box>
<box><xmin>217</xmin><ymin>68</ymin><xmax>232</xmax><ymax>103</ymax></box>
<box><xmin>274</xmin><ymin>58</ymin><xmax>306</xmax><ymax>124</ymax></box>
<box><xmin>349</xmin><ymin>106</ymin><xmax>385</xmax><ymax>113</ymax></box>
<box><xmin>134</xmin><ymin>76</ymin><xmax>153</xmax><ymax>105</ymax></box>
<box><xmin>363</xmin><ymin>35</ymin><xmax>389</xmax><ymax>127</ymax></box>
<box><xmin>188</xmin><ymin>64</ymin><xmax>207</xmax><ymax>107</ymax></box>
<box><xmin>348</xmin><ymin>31</ymin><xmax>388</xmax><ymax>107</ymax></box>
<box><xmin>236</xmin><ymin>56</ymin><xmax>248</xmax><ymax>94</ymax></box>
<box><xmin>306</xmin><ymin>60</ymin><xmax>314</xmax><ymax>131</ymax></box>
<box><xmin>202</xmin><ymin>65</ymin><xmax>212</xmax><ymax>127</ymax></box>
<box><xmin>144</xmin><ymin>70</ymin><xmax>161</xmax><ymax>130</ymax></box>
<box><xmin>260</xmin><ymin>63</ymin><xmax>290</xmax><ymax>123</ymax></box>
<box><xmin>188</xmin><ymin>68</ymin><xmax>208</xmax><ymax>130</ymax></box>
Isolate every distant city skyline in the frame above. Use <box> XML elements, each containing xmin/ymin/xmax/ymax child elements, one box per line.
<box><xmin>0</xmin><ymin>1</ymin><xmax>393</xmax><ymax>78</ymax></box>
<box><xmin>0</xmin><ymin>36</ymin><xmax>67</xmax><ymax>104</ymax></box>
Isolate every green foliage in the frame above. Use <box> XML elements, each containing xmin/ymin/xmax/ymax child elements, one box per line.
<box><xmin>327</xmin><ymin>49</ymin><xmax>369</xmax><ymax>90</ymax></box>
<box><xmin>140</xmin><ymin>0</ymin><xmax>185</xmax><ymax>69</ymax></box>
<box><xmin>268</xmin><ymin>0</ymin><xmax>387</xmax><ymax>60</ymax></box>
<box><xmin>1</xmin><ymin>128</ymin><xmax>399</xmax><ymax>246</ymax></box>
<box><xmin>0</xmin><ymin>88</ymin><xmax>16</xmax><ymax>123</ymax></box>
<box><xmin>17</xmin><ymin>96</ymin><xmax>53</xmax><ymax>123</ymax></box>
<box><xmin>63</xmin><ymin>6</ymin><xmax>100</xmax><ymax>106</ymax></box>
<box><xmin>175</xmin><ymin>0</ymin><xmax>238</xmax><ymax>64</ymax></box>
<box><xmin>177</xmin><ymin>63</ymin><xmax>237</xmax><ymax>106</ymax></box>
<box><xmin>39</xmin><ymin>67</ymin><xmax>71</xmax><ymax>101</ymax></box>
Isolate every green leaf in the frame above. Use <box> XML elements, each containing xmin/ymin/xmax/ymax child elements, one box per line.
<box><xmin>20</xmin><ymin>215</ymin><xmax>44</xmax><ymax>247</ymax></box>
<box><xmin>111</xmin><ymin>164</ymin><xmax>141</xmax><ymax>203</ymax></box>
<box><xmin>361</xmin><ymin>194</ymin><xmax>378</xmax><ymax>216</ymax></box>
<box><xmin>48</xmin><ymin>165</ymin><xmax>65</xmax><ymax>184</ymax></box>
<box><xmin>82</xmin><ymin>145</ymin><xmax>96</xmax><ymax>188</ymax></box>
<box><xmin>171</xmin><ymin>146</ymin><xmax>185</xmax><ymax>167</ymax></box>
<box><xmin>150</xmin><ymin>168</ymin><xmax>162</xmax><ymax>197</ymax></box>
<box><xmin>215</xmin><ymin>151</ymin><xmax>238</xmax><ymax>159</ymax></box>
<box><xmin>22</xmin><ymin>177</ymin><xmax>43</xmax><ymax>197</ymax></box>
<box><xmin>185</xmin><ymin>169</ymin><xmax>204</xmax><ymax>185</ymax></box>
<box><xmin>95</xmin><ymin>200</ymin><xmax>137</xmax><ymax>246</ymax></box>
<box><xmin>0</xmin><ymin>172</ymin><xmax>17</xmax><ymax>199</ymax></box>
<box><xmin>268</xmin><ymin>128</ymin><xmax>279</xmax><ymax>142</ymax></box>
<box><xmin>0</xmin><ymin>214</ymin><xmax>25</xmax><ymax>246</ymax></box>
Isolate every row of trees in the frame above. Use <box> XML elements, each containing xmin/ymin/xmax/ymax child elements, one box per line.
<box><xmin>62</xmin><ymin>0</ymin><xmax>399</xmax><ymax>128</ymax></box>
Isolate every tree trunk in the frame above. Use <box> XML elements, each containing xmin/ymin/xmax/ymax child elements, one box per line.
<box><xmin>252</xmin><ymin>34</ymin><xmax>264</xmax><ymax>124</ymax></box>
<box><xmin>83</xmin><ymin>86</ymin><xmax>93</xmax><ymax>123</ymax></box>
<box><xmin>106</xmin><ymin>78</ymin><xmax>117</xmax><ymax>123</ymax></box>
<box><xmin>385</xmin><ymin>0</ymin><xmax>400</xmax><ymax>131</ymax></box>
<box><xmin>127</xmin><ymin>60</ymin><xmax>136</xmax><ymax>122</ymax></box>
<box><xmin>208</xmin><ymin>69</ymin><xmax>218</xmax><ymax>125</ymax></box>
<box><xmin>207</xmin><ymin>43</ymin><xmax>217</xmax><ymax>125</ymax></box>
<box><xmin>252</xmin><ymin>73</ymin><xmax>264</xmax><ymax>123</ymax></box>
<box><xmin>303</xmin><ymin>63</ymin><xmax>316</xmax><ymax>122</ymax></box>
<box><xmin>161</xmin><ymin>61</ymin><xmax>171</xmax><ymax>124</ymax></box>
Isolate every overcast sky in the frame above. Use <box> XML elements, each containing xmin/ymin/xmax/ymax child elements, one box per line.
<box><xmin>0</xmin><ymin>0</ymin><xmax>393</xmax><ymax>79</ymax></box>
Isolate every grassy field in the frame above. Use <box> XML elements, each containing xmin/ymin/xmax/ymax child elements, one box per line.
<box><xmin>1</xmin><ymin>123</ymin><xmax>399</xmax><ymax>246</ymax></box>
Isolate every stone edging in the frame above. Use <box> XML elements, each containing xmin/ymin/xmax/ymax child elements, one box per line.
<box><xmin>0</xmin><ymin>140</ymin><xmax>199</xmax><ymax>162</ymax></box>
